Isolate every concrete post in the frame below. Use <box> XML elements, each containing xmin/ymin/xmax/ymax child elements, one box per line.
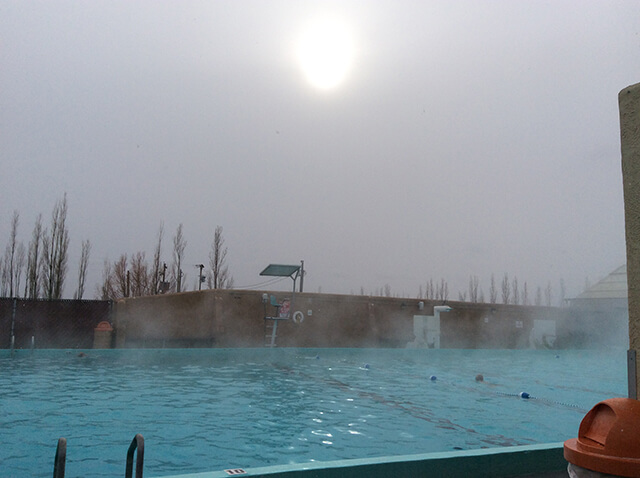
<box><xmin>619</xmin><ymin>82</ymin><xmax>640</xmax><ymax>399</ymax></box>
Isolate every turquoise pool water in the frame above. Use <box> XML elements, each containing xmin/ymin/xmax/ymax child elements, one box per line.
<box><xmin>0</xmin><ymin>348</ymin><xmax>627</xmax><ymax>477</ymax></box>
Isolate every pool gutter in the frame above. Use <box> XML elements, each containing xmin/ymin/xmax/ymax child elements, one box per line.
<box><xmin>155</xmin><ymin>442</ymin><xmax>566</xmax><ymax>478</ymax></box>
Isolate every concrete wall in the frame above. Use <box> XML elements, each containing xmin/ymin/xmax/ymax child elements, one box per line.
<box><xmin>620</xmin><ymin>81</ymin><xmax>640</xmax><ymax>397</ymax></box>
<box><xmin>113</xmin><ymin>289</ymin><xmax>593</xmax><ymax>349</ymax></box>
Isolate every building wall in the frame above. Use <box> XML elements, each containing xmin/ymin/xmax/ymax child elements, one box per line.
<box><xmin>113</xmin><ymin>289</ymin><xmax>584</xmax><ymax>349</ymax></box>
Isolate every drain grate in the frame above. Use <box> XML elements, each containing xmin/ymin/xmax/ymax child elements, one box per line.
<box><xmin>224</xmin><ymin>469</ymin><xmax>247</xmax><ymax>475</ymax></box>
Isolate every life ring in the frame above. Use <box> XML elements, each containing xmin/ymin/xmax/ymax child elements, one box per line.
<box><xmin>292</xmin><ymin>311</ymin><xmax>304</xmax><ymax>324</ymax></box>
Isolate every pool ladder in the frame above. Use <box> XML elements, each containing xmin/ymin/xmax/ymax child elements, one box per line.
<box><xmin>53</xmin><ymin>433</ymin><xmax>144</xmax><ymax>478</ymax></box>
<box><xmin>263</xmin><ymin>295</ymin><xmax>289</xmax><ymax>347</ymax></box>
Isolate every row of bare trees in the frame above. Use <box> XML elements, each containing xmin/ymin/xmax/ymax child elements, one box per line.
<box><xmin>2</xmin><ymin>195</ymin><xmax>234</xmax><ymax>301</ymax></box>
<box><xmin>0</xmin><ymin>195</ymin><xmax>91</xmax><ymax>300</ymax></box>
<box><xmin>97</xmin><ymin>224</ymin><xmax>234</xmax><ymax>300</ymax></box>
<box><xmin>0</xmin><ymin>198</ymin><xmax>571</xmax><ymax>306</ymax></box>
<box><xmin>364</xmin><ymin>273</ymin><xmax>567</xmax><ymax>307</ymax></box>
<box><xmin>419</xmin><ymin>273</ymin><xmax>564</xmax><ymax>307</ymax></box>
<box><xmin>98</xmin><ymin>222</ymin><xmax>172</xmax><ymax>300</ymax></box>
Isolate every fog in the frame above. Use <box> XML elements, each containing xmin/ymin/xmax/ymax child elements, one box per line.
<box><xmin>1</xmin><ymin>1</ymin><xmax>638</xmax><ymax>300</ymax></box>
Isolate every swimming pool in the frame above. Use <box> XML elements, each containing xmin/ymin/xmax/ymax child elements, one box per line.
<box><xmin>0</xmin><ymin>348</ymin><xmax>626</xmax><ymax>477</ymax></box>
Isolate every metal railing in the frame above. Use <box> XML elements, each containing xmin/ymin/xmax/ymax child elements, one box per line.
<box><xmin>125</xmin><ymin>434</ymin><xmax>145</xmax><ymax>478</ymax></box>
<box><xmin>53</xmin><ymin>437</ymin><xmax>66</xmax><ymax>478</ymax></box>
<box><xmin>52</xmin><ymin>434</ymin><xmax>144</xmax><ymax>478</ymax></box>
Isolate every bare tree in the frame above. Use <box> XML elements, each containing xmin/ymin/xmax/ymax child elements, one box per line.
<box><xmin>97</xmin><ymin>254</ymin><xmax>130</xmax><ymax>300</ymax></box>
<box><xmin>172</xmin><ymin>224</ymin><xmax>186</xmax><ymax>293</ymax></box>
<box><xmin>436</xmin><ymin>278</ymin><xmax>448</xmax><ymax>301</ymax></box>
<box><xmin>42</xmin><ymin>194</ymin><xmax>70</xmax><ymax>299</ymax></box>
<box><xmin>74</xmin><ymin>239</ymin><xmax>91</xmax><ymax>299</ymax></box>
<box><xmin>0</xmin><ymin>257</ymin><xmax>6</xmax><ymax>297</ymax></box>
<box><xmin>150</xmin><ymin>222</ymin><xmax>164</xmax><ymax>295</ymax></box>
<box><xmin>458</xmin><ymin>290</ymin><xmax>467</xmax><ymax>301</ymax></box>
<box><xmin>13</xmin><ymin>243</ymin><xmax>25</xmax><ymax>297</ymax></box>
<box><xmin>113</xmin><ymin>254</ymin><xmax>128</xmax><ymax>298</ymax></box>
<box><xmin>512</xmin><ymin>277</ymin><xmax>519</xmax><ymax>305</ymax></box>
<box><xmin>97</xmin><ymin>259</ymin><xmax>116</xmax><ymax>300</ymax></box>
<box><xmin>535</xmin><ymin>286</ymin><xmax>543</xmax><ymax>306</ymax></box>
<box><xmin>208</xmin><ymin>225</ymin><xmax>233</xmax><ymax>289</ymax></box>
<box><xmin>130</xmin><ymin>251</ymin><xmax>150</xmax><ymax>297</ymax></box>
<box><xmin>384</xmin><ymin>283</ymin><xmax>392</xmax><ymax>297</ymax></box>
<box><xmin>425</xmin><ymin>279</ymin><xmax>435</xmax><ymax>300</ymax></box>
<box><xmin>468</xmin><ymin>275</ymin><xmax>480</xmax><ymax>303</ymax></box>
<box><xmin>522</xmin><ymin>281</ymin><xmax>529</xmax><ymax>306</ymax></box>
<box><xmin>3</xmin><ymin>210</ymin><xmax>20</xmax><ymax>297</ymax></box>
<box><xmin>501</xmin><ymin>273</ymin><xmax>510</xmax><ymax>304</ymax></box>
<box><xmin>25</xmin><ymin>214</ymin><xmax>43</xmax><ymax>299</ymax></box>
<box><xmin>489</xmin><ymin>274</ymin><xmax>498</xmax><ymax>304</ymax></box>
<box><xmin>559</xmin><ymin>278</ymin><xmax>566</xmax><ymax>306</ymax></box>
<box><xmin>545</xmin><ymin>281</ymin><xmax>553</xmax><ymax>307</ymax></box>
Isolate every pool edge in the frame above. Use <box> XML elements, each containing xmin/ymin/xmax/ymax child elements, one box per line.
<box><xmin>155</xmin><ymin>442</ymin><xmax>566</xmax><ymax>478</ymax></box>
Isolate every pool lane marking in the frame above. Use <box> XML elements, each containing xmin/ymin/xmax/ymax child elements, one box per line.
<box><xmin>276</xmin><ymin>357</ymin><xmax>587</xmax><ymax>415</ymax></box>
<box><xmin>274</xmin><ymin>363</ymin><xmax>527</xmax><ymax>448</ymax></box>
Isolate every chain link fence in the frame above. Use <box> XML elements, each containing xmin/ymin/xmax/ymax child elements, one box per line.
<box><xmin>0</xmin><ymin>298</ymin><xmax>112</xmax><ymax>349</ymax></box>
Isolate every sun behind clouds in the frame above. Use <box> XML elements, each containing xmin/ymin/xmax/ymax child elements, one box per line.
<box><xmin>296</xmin><ymin>19</ymin><xmax>355</xmax><ymax>90</ymax></box>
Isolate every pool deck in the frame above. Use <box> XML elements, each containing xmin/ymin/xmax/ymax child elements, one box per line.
<box><xmin>155</xmin><ymin>442</ymin><xmax>568</xmax><ymax>478</ymax></box>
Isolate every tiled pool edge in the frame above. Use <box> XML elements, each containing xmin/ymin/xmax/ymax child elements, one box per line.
<box><xmin>155</xmin><ymin>442</ymin><xmax>566</xmax><ymax>478</ymax></box>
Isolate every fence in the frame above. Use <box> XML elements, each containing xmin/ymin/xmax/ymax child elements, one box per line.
<box><xmin>0</xmin><ymin>298</ymin><xmax>113</xmax><ymax>349</ymax></box>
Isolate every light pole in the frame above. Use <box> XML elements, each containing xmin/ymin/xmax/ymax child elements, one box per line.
<box><xmin>195</xmin><ymin>264</ymin><xmax>205</xmax><ymax>290</ymax></box>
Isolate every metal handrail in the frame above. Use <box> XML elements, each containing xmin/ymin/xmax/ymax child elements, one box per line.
<box><xmin>125</xmin><ymin>433</ymin><xmax>144</xmax><ymax>478</ymax></box>
<box><xmin>52</xmin><ymin>434</ymin><xmax>144</xmax><ymax>477</ymax></box>
<box><xmin>53</xmin><ymin>437</ymin><xmax>66</xmax><ymax>478</ymax></box>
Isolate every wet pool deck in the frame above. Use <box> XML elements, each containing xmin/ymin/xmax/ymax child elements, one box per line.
<box><xmin>155</xmin><ymin>442</ymin><xmax>568</xmax><ymax>478</ymax></box>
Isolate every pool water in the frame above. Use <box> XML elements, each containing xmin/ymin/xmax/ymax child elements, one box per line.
<box><xmin>0</xmin><ymin>348</ymin><xmax>627</xmax><ymax>477</ymax></box>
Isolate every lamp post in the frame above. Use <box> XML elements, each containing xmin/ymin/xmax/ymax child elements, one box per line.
<box><xmin>195</xmin><ymin>264</ymin><xmax>205</xmax><ymax>291</ymax></box>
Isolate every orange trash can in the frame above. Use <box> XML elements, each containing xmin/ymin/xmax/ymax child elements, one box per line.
<box><xmin>93</xmin><ymin>321</ymin><xmax>114</xmax><ymax>349</ymax></box>
<box><xmin>564</xmin><ymin>397</ymin><xmax>640</xmax><ymax>477</ymax></box>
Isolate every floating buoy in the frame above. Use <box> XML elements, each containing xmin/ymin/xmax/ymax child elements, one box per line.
<box><xmin>475</xmin><ymin>374</ymin><xmax>484</xmax><ymax>382</ymax></box>
<box><xmin>429</xmin><ymin>375</ymin><xmax>437</xmax><ymax>381</ymax></box>
<box><xmin>519</xmin><ymin>391</ymin><xmax>530</xmax><ymax>399</ymax></box>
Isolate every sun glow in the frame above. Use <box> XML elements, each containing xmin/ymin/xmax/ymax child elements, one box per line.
<box><xmin>297</xmin><ymin>19</ymin><xmax>354</xmax><ymax>90</ymax></box>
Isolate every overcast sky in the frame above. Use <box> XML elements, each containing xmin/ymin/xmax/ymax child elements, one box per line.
<box><xmin>1</xmin><ymin>1</ymin><xmax>639</xmax><ymax>301</ymax></box>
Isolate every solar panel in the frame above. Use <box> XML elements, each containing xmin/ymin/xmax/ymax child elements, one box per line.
<box><xmin>259</xmin><ymin>264</ymin><xmax>301</xmax><ymax>278</ymax></box>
